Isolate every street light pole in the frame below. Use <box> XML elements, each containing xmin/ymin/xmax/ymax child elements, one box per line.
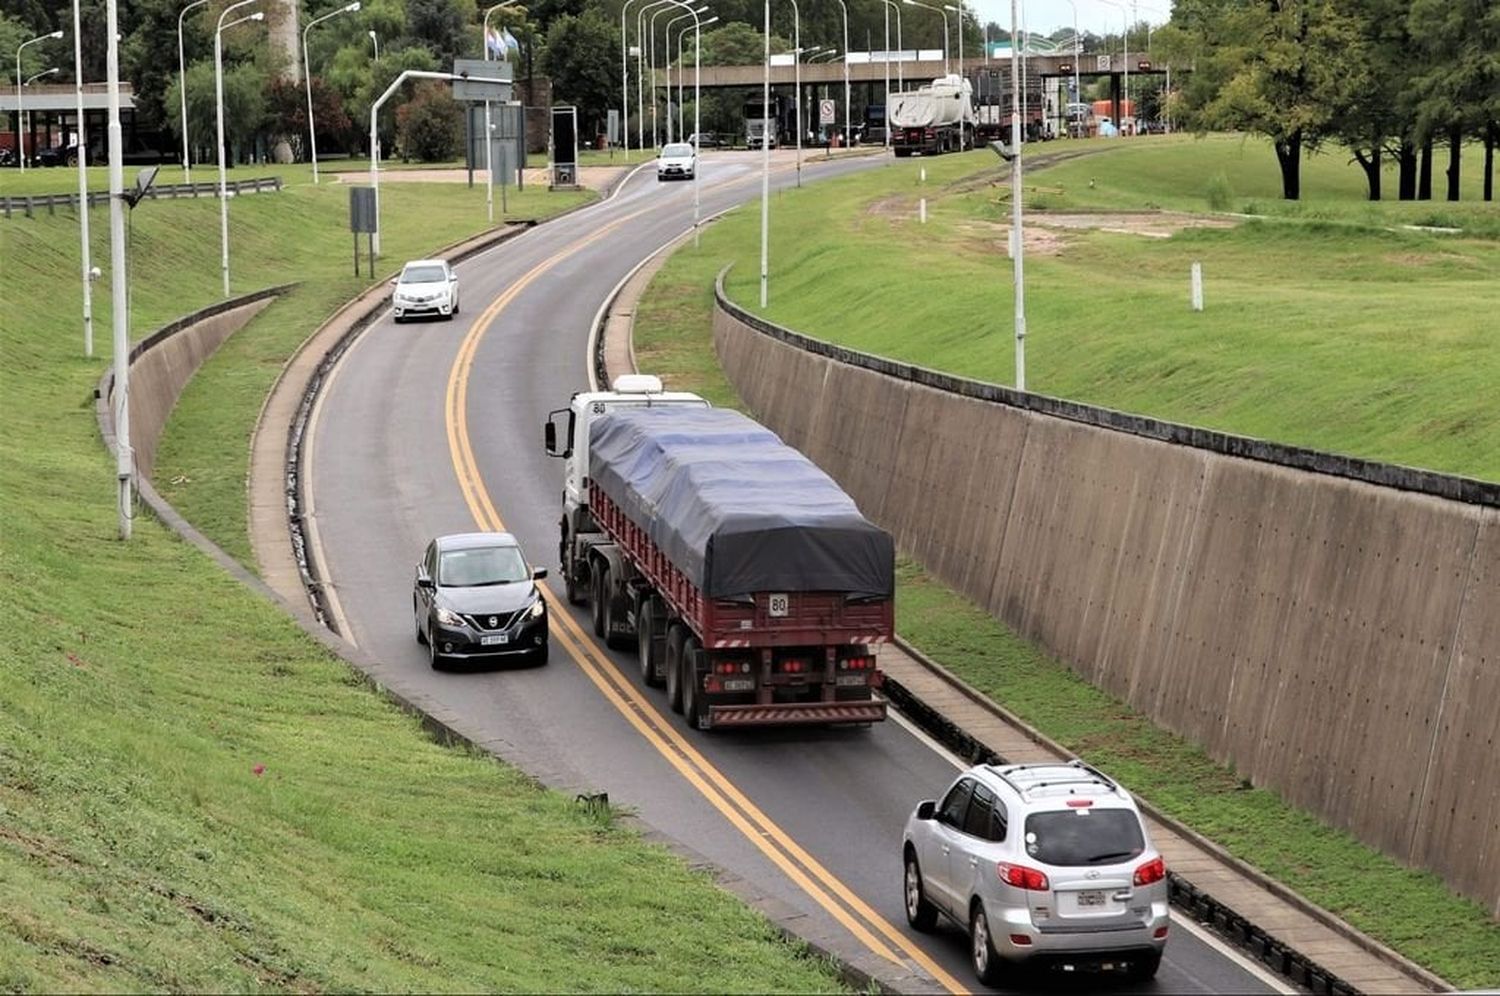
<box><xmin>759</xmin><ymin>0</ymin><xmax>770</xmax><ymax>308</ymax></box>
<box><xmin>104</xmin><ymin>0</ymin><xmax>131</xmax><ymax>537</ymax></box>
<box><xmin>1008</xmin><ymin>0</ymin><xmax>1025</xmax><ymax>390</ymax></box>
<box><xmin>215</xmin><ymin>1</ymin><xmax>263</xmax><ymax>298</ymax></box>
<box><xmin>16</xmin><ymin>30</ymin><xmax>63</xmax><ymax>172</ymax></box>
<box><xmin>305</xmin><ymin>1</ymin><xmax>360</xmax><ymax>184</ymax></box>
<box><xmin>1059</xmin><ymin>0</ymin><xmax>1080</xmax><ymax>132</ymax></box>
<box><xmin>23</xmin><ymin>68</ymin><xmax>60</xmax><ymax>142</ymax></box>
<box><xmin>483</xmin><ymin>1</ymin><xmax>522</xmax><ymax>223</ymax></box>
<box><xmin>662</xmin><ymin>9</ymin><xmax>696</xmax><ymax>143</ymax></box>
<box><xmin>72</xmin><ymin>0</ymin><xmax>95</xmax><ymax>357</ymax></box>
<box><xmin>785</xmin><ymin>0</ymin><xmax>800</xmax><ymax>186</ymax></box>
<box><xmin>833</xmin><ymin>0</ymin><xmax>849</xmax><ymax>150</ymax></box>
<box><xmin>944</xmin><ymin>1</ymin><xmax>962</xmax><ymax>76</ymax></box>
<box><xmin>903</xmin><ymin>0</ymin><xmax>948</xmax><ymax>76</ymax></box>
<box><xmin>177</xmin><ymin>0</ymin><xmax>210</xmax><ymax>181</ymax></box>
<box><xmin>880</xmin><ymin>0</ymin><xmax>903</xmax><ymax>96</ymax></box>
<box><xmin>637</xmin><ymin>0</ymin><xmax>674</xmax><ymax>152</ymax></box>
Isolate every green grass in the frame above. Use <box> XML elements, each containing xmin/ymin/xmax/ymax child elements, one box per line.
<box><xmin>631</xmin><ymin>176</ymin><xmax>1500</xmax><ymax>987</ymax></box>
<box><xmin>659</xmin><ymin>134</ymin><xmax>1500</xmax><ymax>481</ymax></box>
<box><xmin>0</xmin><ymin>181</ymin><xmax>846</xmax><ymax>990</ymax></box>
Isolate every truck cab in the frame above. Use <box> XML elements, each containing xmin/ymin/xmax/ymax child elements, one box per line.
<box><xmin>543</xmin><ymin>374</ymin><xmax>709</xmax><ymax>600</ymax></box>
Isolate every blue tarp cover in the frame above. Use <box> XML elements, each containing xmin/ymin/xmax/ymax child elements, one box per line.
<box><xmin>589</xmin><ymin>407</ymin><xmax>894</xmax><ymax>598</ymax></box>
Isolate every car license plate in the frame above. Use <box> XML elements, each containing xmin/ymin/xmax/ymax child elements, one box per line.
<box><xmin>836</xmin><ymin>674</ymin><xmax>867</xmax><ymax>686</ymax></box>
<box><xmin>722</xmin><ymin>678</ymin><xmax>754</xmax><ymax>692</ymax></box>
<box><xmin>481</xmin><ymin>634</ymin><xmax>509</xmax><ymax>646</ymax></box>
<box><xmin>1076</xmin><ymin>890</ymin><xmax>1107</xmax><ymax>908</ymax></box>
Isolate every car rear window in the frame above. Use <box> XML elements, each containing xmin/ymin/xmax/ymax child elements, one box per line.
<box><xmin>1023</xmin><ymin>809</ymin><xmax>1145</xmax><ymax>867</ymax></box>
<box><xmin>402</xmin><ymin>265</ymin><xmax>446</xmax><ymax>283</ymax></box>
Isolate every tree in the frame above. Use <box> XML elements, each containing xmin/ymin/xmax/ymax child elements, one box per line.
<box><xmin>1406</xmin><ymin>0</ymin><xmax>1500</xmax><ymax>202</ymax></box>
<box><xmin>407</xmin><ymin>0</ymin><xmax>475</xmax><ymax>66</ymax></box>
<box><xmin>543</xmin><ymin>9</ymin><xmax>618</xmax><ymax>139</ymax></box>
<box><xmin>698</xmin><ymin>22</ymin><xmax>791</xmax><ymax>66</ymax></box>
<box><xmin>263</xmin><ymin>74</ymin><xmax>350</xmax><ymax>161</ymax></box>
<box><xmin>395</xmin><ymin>79</ymin><xmax>462</xmax><ymax>160</ymax></box>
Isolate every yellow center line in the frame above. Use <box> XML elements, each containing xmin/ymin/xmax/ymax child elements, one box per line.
<box><xmin>441</xmin><ymin>173</ymin><xmax>970</xmax><ymax>995</ymax></box>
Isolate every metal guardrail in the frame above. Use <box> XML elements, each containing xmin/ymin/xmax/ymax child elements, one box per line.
<box><xmin>2</xmin><ymin>175</ymin><xmax>282</xmax><ymax>219</ymax></box>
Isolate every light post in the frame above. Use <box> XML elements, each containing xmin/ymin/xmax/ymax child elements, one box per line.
<box><xmin>943</xmin><ymin>2</ymin><xmax>961</xmax><ymax>75</ymax></box>
<box><xmin>369</xmin><ymin>69</ymin><xmax>507</xmax><ymax>255</ymax></box>
<box><xmin>648</xmin><ymin>2</ymin><xmax>678</xmax><ymax>147</ymax></box>
<box><xmin>22</xmin><ymin>67</ymin><xmax>59</xmax><ymax>144</ymax></box>
<box><xmin>104</xmin><ymin>0</ymin><xmax>130</xmax><ymax>537</ymax></box>
<box><xmin>483</xmin><ymin>0</ymin><xmax>522</xmax><ymax>223</ymax></box>
<box><xmin>216</xmin><ymin>1</ymin><xmax>263</xmax><ymax>298</ymax></box>
<box><xmin>675</xmin><ymin>14</ymin><xmax>717</xmax><ymax>144</ymax></box>
<box><xmin>832</xmin><ymin>0</ymin><xmax>849</xmax><ymax>149</ymax></box>
<box><xmin>903</xmin><ymin>0</ymin><xmax>948</xmax><ymax>76</ymax></box>
<box><xmin>637</xmin><ymin>0</ymin><xmax>675</xmax><ymax>151</ymax></box>
<box><xmin>1058</xmin><ymin>0</ymin><xmax>1080</xmax><ymax>134</ymax></box>
<box><xmin>368</xmin><ymin>29</ymin><xmax>379</xmax><ymax>61</ymax></box>
<box><xmin>880</xmin><ymin>0</ymin><xmax>903</xmax><ymax>142</ymax></box>
<box><xmin>759</xmin><ymin>0</ymin><xmax>769</xmax><ymax>308</ymax></box>
<box><xmin>784</xmin><ymin>0</ymin><xmax>801</xmax><ymax>186</ymax></box>
<box><xmin>662</xmin><ymin>7</ymin><xmax>699</xmax><ymax>143</ymax></box>
<box><xmin>620</xmin><ymin>0</ymin><xmax>656</xmax><ymax>160</ymax></box>
<box><xmin>72</xmin><ymin>0</ymin><xmax>95</xmax><ymax>356</ymax></box>
<box><xmin>16</xmin><ymin>30</ymin><xmax>63</xmax><ymax>172</ymax></box>
<box><xmin>989</xmin><ymin>0</ymin><xmax>1025</xmax><ymax>391</ymax></box>
<box><xmin>1098</xmin><ymin>0</ymin><xmax>1128</xmax><ymax>134</ymax></box>
<box><xmin>304</xmin><ymin>1</ymin><xmax>359</xmax><ymax>184</ymax></box>
<box><xmin>177</xmin><ymin>0</ymin><xmax>210</xmax><ymax>180</ymax></box>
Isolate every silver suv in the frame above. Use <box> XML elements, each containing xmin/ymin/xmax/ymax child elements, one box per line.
<box><xmin>902</xmin><ymin>760</ymin><xmax>1169</xmax><ymax>984</ymax></box>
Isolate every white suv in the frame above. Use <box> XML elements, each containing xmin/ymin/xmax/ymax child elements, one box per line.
<box><xmin>902</xmin><ymin>760</ymin><xmax>1169</xmax><ymax>985</ymax></box>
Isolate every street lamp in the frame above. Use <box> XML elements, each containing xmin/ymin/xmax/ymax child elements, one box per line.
<box><xmin>215</xmin><ymin>1</ymin><xmax>264</xmax><ymax>298</ymax></box>
<box><xmin>483</xmin><ymin>0</ymin><xmax>523</xmax><ymax>223</ymax></box>
<box><xmin>368</xmin><ymin>29</ymin><xmax>379</xmax><ymax>61</ymax></box>
<box><xmin>648</xmin><ymin>2</ymin><xmax>678</xmax><ymax>147</ymax></box>
<box><xmin>16</xmin><ymin>29</ymin><xmax>63</xmax><ymax>172</ymax></box>
<box><xmin>943</xmin><ymin>2</ymin><xmax>961</xmax><ymax>74</ymax></box>
<box><xmin>72</xmin><ymin>0</ymin><xmax>96</xmax><ymax>356</ymax></box>
<box><xmin>662</xmin><ymin>7</ymin><xmax>703</xmax><ymax>143</ymax></box>
<box><xmin>1097</xmin><ymin>0</ymin><xmax>1128</xmax><ymax>135</ymax></box>
<box><xmin>657</xmin><ymin>0</ymin><xmax>711</xmax><ymax>247</ymax></box>
<box><xmin>304</xmin><ymin>1</ymin><xmax>360</xmax><ymax>184</ymax></box>
<box><xmin>675</xmin><ymin>14</ymin><xmax>717</xmax><ymax>144</ymax></box>
<box><xmin>759</xmin><ymin>0</ymin><xmax>770</xmax><ymax>308</ymax></box>
<box><xmin>1057</xmin><ymin>0</ymin><xmax>1081</xmax><ymax>136</ymax></box>
<box><xmin>783</xmin><ymin>0</ymin><xmax>801</xmax><ymax>186</ymax></box>
<box><xmin>620</xmin><ymin>0</ymin><xmax>658</xmax><ymax>160</ymax></box>
<box><xmin>22</xmin><ymin>67</ymin><xmax>59</xmax><ymax>144</ymax></box>
<box><xmin>903</xmin><ymin>0</ymin><xmax>948</xmax><ymax>76</ymax></box>
<box><xmin>990</xmin><ymin>0</ymin><xmax>1026</xmax><ymax>392</ymax></box>
<box><xmin>177</xmin><ymin>0</ymin><xmax>211</xmax><ymax>181</ymax></box>
<box><xmin>636</xmin><ymin>0</ymin><xmax>676</xmax><ymax>151</ymax></box>
<box><xmin>832</xmin><ymin>0</ymin><xmax>849</xmax><ymax>150</ymax></box>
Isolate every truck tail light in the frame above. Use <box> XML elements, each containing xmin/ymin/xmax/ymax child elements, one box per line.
<box><xmin>838</xmin><ymin>656</ymin><xmax>874</xmax><ymax>670</ymax></box>
<box><xmin>779</xmin><ymin>659</ymin><xmax>806</xmax><ymax>673</ymax></box>
<box><xmin>997</xmin><ymin>862</ymin><xmax>1049</xmax><ymax>891</ymax></box>
<box><xmin>1133</xmin><ymin>857</ymin><xmax>1166</xmax><ymax>886</ymax></box>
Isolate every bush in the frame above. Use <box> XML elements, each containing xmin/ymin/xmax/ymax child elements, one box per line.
<box><xmin>1205</xmin><ymin>170</ymin><xmax>1233</xmax><ymax>211</ymax></box>
<box><xmin>396</xmin><ymin>81</ymin><xmax>463</xmax><ymax>162</ymax></box>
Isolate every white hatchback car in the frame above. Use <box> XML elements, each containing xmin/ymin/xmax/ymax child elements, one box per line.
<box><xmin>903</xmin><ymin>760</ymin><xmax>1169</xmax><ymax>985</ymax></box>
<box><xmin>656</xmin><ymin>142</ymin><xmax>697</xmax><ymax>181</ymax></box>
<box><xmin>392</xmin><ymin>259</ymin><xmax>459</xmax><ymax>322</ymax></box>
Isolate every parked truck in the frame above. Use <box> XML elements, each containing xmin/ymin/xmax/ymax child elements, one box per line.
<box><xmin>889</xmin><ymin>74</ymin><xmax>975</xmax><ymax>156</ymax></box>
<box><xmin>543</xmin><ymin>375</ymin><xmax>893</xmax><ymax>730</ymax></box>
<box><xmin>969</xmin><ymin>66</ymin><xmax>1045</xmax><ymax>143</ymax></box>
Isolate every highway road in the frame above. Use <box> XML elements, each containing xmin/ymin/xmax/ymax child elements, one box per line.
<box><xmin>305</xmin><ymin>151</ymin><xmax>1291</xmax><ymax>994</ymax></box>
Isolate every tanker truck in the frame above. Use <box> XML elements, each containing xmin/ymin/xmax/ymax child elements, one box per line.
<box><xmin>542</xmin><ymin>377</ymin><xmax>893</xmax><ymax>731</ymax></box>
<box><xmin>889</xmin><ymin>74</ymin><xmax>976</xmax><ymax>156</ymax></box>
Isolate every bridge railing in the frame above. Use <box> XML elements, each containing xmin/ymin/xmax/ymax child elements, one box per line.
<box><xmin>1</xmin><ymin>175</ymin><xmax>283</xmax><ymax>219</ymax></box>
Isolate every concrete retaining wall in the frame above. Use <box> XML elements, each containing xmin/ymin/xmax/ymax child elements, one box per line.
<box><xmin>714</xmin><ymin>284</ymin><xmax>1500</xmax><ymax>916</ymax></box>
<box><xmin>123</xmin><ymin>290</ymin><xmax>282</xmax><ymax>480</ymax></box>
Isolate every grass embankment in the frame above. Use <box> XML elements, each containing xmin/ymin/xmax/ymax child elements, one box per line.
<box><xmin>630</xmin><ymin>139</ymin><xmax>1500</xmax><ymax>987</ymax></box>
<box><xmin>0</xmin><ymin>182</ymin><xmax>845</xmax><ymax>990</ymax></box>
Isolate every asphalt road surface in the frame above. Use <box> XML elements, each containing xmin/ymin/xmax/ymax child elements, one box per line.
<box><xmin>307</xmin><ymin>150</ymin><xmax>1290</xmax><ymax>995</ymax></box>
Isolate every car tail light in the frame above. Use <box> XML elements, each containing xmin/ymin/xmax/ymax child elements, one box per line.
<box><xmin>1065</xmin><ymin>799</ymin><xmax>1093</xmax><ymax>808</ymax></box>
<box><xmin>1134</xmin><ymin>857</ymin><xmax>1166</xmax><ymax>886</ymax></box>
<box><xmin>997</xmin><ymin>862</ymin><xmax>1049</xmax><ymax>891</ymax></box>
<box><xmin>1154</xmin><ymin>926</ymin><xmax>1169</xmax><ymax>939</ymax></box>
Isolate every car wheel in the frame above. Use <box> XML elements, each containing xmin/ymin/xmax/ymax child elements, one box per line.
<box><xmin>451</xmin><ymin>294</ymin><xmax>459</xmax><ymax>315</ymax></box>
<box><xmin>664</xmin><ymin>624</ymin><xmax>686</xmax><ymax>714</ymax></box>
<box><xmin>591</xmin><ymin>564</ymin><xmax>608</xmax><ymax>637</ymax></box>
<box><xmin>681</xmin><ymin>637</ymin><xmax>710</xmax><ymax>731</ymax></box>
<box><xmin>1127</xmin><ymin>950</ymin><xmax>1162</xmax><ymax>982</ymax></box>
<box><xmin>414</xmin><ymin>598</ymin><xmax>427</xmax><ymax>645</ymax></box>
<box><xmin>533</xmin><ymin>640</ymin><xmax>549</xmax><ymax>666</ymax></box>
<box><xmin>970</xmin><ymin>902</ymin><xmax>1003</xmax><ymax>987</ymax></box>
<box><xmin>904</xmin><ymin>853</ymin><xmax>938</xmax><ymax>931</ymax></box>
<box><xmin>428</xmin><ymin>632</ymin><xmax>445</xmax><ymax>671</ymax></box>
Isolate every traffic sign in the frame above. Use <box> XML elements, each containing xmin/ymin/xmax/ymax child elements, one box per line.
<box><xmin>452</xmin><ymin>58</ymin><xmax>512</xmax><ymax>101</ymax></box>
<box><xmin>819</xmin><ymin>99</ymin><xmax>836</xmax><ymax>126</ymax></box>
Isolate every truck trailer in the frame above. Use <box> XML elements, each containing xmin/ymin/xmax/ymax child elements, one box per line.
<box><xmin>543</xmin><ymin>377</ymin><xmax>893</xmax><ymax>731</ymax></box>
<box><xmin>889</xmin><ymin>74</ymin><xmax>975</xmax><ymax>156</ymax></box>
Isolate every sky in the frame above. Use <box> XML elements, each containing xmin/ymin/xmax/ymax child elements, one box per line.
<box><xmin>962</xmin><ymin>0</ymin><xmax>1174</xmax><ymax>38</ymax></box>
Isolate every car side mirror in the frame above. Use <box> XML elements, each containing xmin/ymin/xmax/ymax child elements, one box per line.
<box><xmin>416</xmin><ymin>575</ymin><xmax>434</xmax><ymax>589</ymax></box>
<box><xmin>543</xmin><ymin>420</ymin><xmax>557</xmax><ymax>454</ymax></box>
<box><xmin>916</xmin><ymin>800</ymin><xmax>936</xmax><ymax>821</ymax></box>
<box><xmin>449</xmin><ymin>274</ymin><xmax>457</xmax><ymax>281</ymax></box>
<box><xmin>389</xmin><ymin>278</ymin><xmax>398</xmax><ymax>286</ymax></box>
<box><xmin>532</xmin><ymin>567</ymin><xmax>548</xmax><ymax>580</ymax></box>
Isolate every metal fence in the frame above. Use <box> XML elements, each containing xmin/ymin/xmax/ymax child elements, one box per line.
<box><xmin>1</xmin><ymin>176</ymin><xmax>283</xmax><ymax>219</ymax></box>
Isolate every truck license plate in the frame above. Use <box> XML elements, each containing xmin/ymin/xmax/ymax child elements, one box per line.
<box><xmin>836</xmin><ymin>674</ymin><xmax>867</xmax><ymax>686</ymax></box>
<box><xmin>1076</xmin><ymin>890</ymin><xmax>1106</xmax><ymax>907</ymax></box>
<box><xmin>722</xmin><ymin>678</ymin><xmax>755</xmax><ymax>692</ymax></box>
<box><xmin>767</xmin><ymin>593</ymin><xmax>789</xmax><ymax>617</ymax></box>
<box><xmin>481</xmin><ymin>634</ymin><xmax>509</xmax><ymax>646</ymax></box>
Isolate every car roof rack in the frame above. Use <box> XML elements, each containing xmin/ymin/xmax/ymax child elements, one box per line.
<box><xmin>986</xmin><ymin>759</ymin><xmax>1120</xmax><ymax>800</ymax></box>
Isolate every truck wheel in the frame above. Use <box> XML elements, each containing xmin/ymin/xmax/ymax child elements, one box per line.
<box><xmin>681</xmin><ymin>637</ymin><xmax>711</xmax><ymax>731</ymax></box>
<box><xmin>602</xmin><ymin>586</ymin><xmax>631</xmax><ymax>652</ymax></box>
<box><xmin>591</xmin><ymin>564</ymin><xmax>608</xmax><ymax>638</ymax></box>
<box><xmin>637</xmin><ymin>602</ymin><xmax>664</xmax><ymax>687</ymax></box>
<box><xmin>664</xmin><ymin>624</ymin><xmax>687</xmax><ymax>713</ymax></box>
<box><xmin>565</xmin><ymin>559</ymin><xmax>584</xmax><ymax>605</ymax></box>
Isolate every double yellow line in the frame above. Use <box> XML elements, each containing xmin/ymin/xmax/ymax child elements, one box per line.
<box><xmin>441</xmin><ymin>178</ymin><xmax>968</xmax><ymax>995</ymax></box>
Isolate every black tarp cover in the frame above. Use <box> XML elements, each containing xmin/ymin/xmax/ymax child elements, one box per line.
<box><xmin>588</xmin><ymin>407</ymin><xmax>894</xmax><ymax>599</ymax></box>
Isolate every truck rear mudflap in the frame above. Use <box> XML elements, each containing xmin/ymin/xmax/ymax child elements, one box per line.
<box><xmin>708</xmin><ymin>699</ymin><xmax>888</xmax><ymax>727</ymax></box>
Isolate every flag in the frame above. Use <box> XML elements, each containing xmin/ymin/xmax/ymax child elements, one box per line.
<box><xmin>500</xmin><ymin>27</ymin><xmax>521</xmax><ymax>60</ymax></box>
<box><xmin>485</xmin><ymin>26</ymin><xmax>505</xmax><ymax>59</ymax></box>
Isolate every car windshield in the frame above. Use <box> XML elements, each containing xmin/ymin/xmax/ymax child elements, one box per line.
<box><xmin>401</xmin><ymin>265</ymin><xmax>446</xmax><ymax>284</ymax></box>
<box><xmin>438</xmin><ymin>545</ymin><xmax>529</xmax><ymax>586</ymax></box>
<box><xmin>1022</xmin><ymin>809</ymin><xmax>1145</xmax><ymax>867</ymax></box>
<box><xmin>661</xmin><ymin>143</ymin><xmax>693</xmax><ymax>158</ymax></box>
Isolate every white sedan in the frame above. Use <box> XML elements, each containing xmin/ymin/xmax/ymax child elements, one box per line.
<box><xmin>656</xmin><ymin>142</ymin><xmax>697</xmax><ymax>181</ymax></box>
<box><xmin>392</xmin><ymin>259</ymin><xmax>459</xmax><ymax>322</ymax></box>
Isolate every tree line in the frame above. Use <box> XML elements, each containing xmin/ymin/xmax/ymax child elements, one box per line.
<box><xmin>1157</xmin><ymin>0</ymin><xmax>1499</xmax><ymax>201</ymax></box>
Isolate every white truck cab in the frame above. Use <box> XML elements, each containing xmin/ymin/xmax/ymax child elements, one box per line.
<box><xmin>543</xmin><ymin>374</ymin><xmax>709</xmax><ymax>601</ymax></box>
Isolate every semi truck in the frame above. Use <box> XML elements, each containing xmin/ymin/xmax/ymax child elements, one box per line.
<box><xmin>743</xmin><ymin>93</ymin><xmax>795</xmax><ymax>149</ymax></box>
<box><xmin>543</xmin><ymin>375</ymin><xmax>893</xmax><ymax>730</ymax></box>
<box><xmin>969</xmin><ymin>66</ymin><xmax>1046</xmax><ymax>142</ymax></box>
<box><xmin>889</xmin><ymin>75</ymin><xmax>975</xmax><ymax>156</ymax></box>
